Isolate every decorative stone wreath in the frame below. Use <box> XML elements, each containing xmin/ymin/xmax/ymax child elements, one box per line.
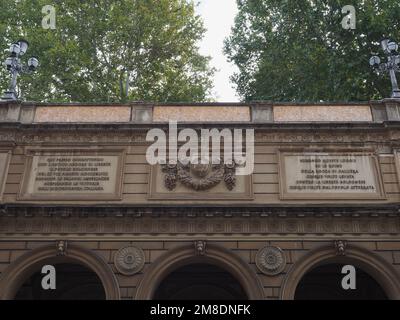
<box><xmin>114</xmin><ymin>246</ymin><xmax>145</xmax><ymax>276</ymax></box>
<box><xmin>162</xmin><ymin>159</ymin><xmax>236</xmax><ymax>191</ymax></box>
<box><xmin>256</xmin><ymin>246</ymin><xmax>286</xmax><ymax>276</ymax></box>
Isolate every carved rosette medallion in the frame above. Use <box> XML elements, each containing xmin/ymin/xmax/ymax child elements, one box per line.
<box><xmin>162</xmin><ymin>158</ymin><xmax>237</xmax><ymax>191</ymax></box>
<box><xmin>114</xmin><ymin>246</ymin><xmax>145</xmax><ymax>275</ymax></box>
<box><xmin>256</xmin><ymin>246</ymin><xmax>286</xmax><ymax>276</ymax></box>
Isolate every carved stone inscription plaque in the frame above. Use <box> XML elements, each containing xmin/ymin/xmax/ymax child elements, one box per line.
<box><xmin>19</xmin><ymin>149</ymin><xmax>124</xmax><ymax>200</ymax></box>
<box><xmin>279</xmin><ymin>153</ymin><xmax>385</xmax><ymax>200</ymax></box>
<box><xmin>0</xmin><ymin>152</ymin><xmax>10</xmax><ymax>201</ymax></box>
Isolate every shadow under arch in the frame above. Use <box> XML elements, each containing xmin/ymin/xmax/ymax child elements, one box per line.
<box><xmin>136</xmin><ymin>244</ymin><xmax>264</xmax><ymax>300</ymax></box>
<box><xmin>281</xmin><ymin>244</ymin><xmax>400</xmax><ymax>300</ymax></box>
<box><xmin>0</xmin><ymin>244</ymin><xmax>120</xmax><ymax>300</ymax></box>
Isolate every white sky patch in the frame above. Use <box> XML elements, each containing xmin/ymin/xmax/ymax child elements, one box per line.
<box><xmin>196</xmin><ymin>0</ymin><xmax>239</xmax><ymax>102</ymax></box>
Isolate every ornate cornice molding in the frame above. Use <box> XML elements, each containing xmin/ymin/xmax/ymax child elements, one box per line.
<box><xmin>14</xmin><ymin>133</ymin><xmax>400</xmax><ymax>144</ymax></box>
<box><xmin>0</xmin><ymin>205</ymin><xmax>399</xmax><ymax>236</ymax></box>
<box><xmin>1</xmin><ymin>204</ymin><xmax>399</xmax><ymax>217</ymax></box>
<box><xmin>0</xmin><ymin>123</ymin><xmax>399</xmax><ymax>145</ymax></box>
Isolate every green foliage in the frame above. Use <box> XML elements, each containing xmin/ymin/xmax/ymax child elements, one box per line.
<box><xmin>0</xmin><ymin>0</ymin><xmax>215</xmax><ymax>103</ymax></box>
<box><xmin>224</xmin><ymin>0</ymin><xmax>400</xmax><ymax>102</ymax></box>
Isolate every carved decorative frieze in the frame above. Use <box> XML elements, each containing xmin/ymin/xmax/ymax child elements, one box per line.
<box><xmin>0</xmin><ymin>127</ymin><xmax>396</xmax><ymax>146</ymax></box>
<box><xmin>0</xmin><ymin>207</ymin><xmax>399</xmax><ymax>236</ymax></box>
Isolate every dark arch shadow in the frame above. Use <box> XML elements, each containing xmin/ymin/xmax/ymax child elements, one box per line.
<box><xmin>281</xmin><ymin>245</ymin><xmax>400</xmax><ymax>300</ymax></box>
<box><xmin>294</xmin><ymin>263</ymin><xmax>388</xmax><ymax>300</ymax></box>
<box><xmin>0</xmin><ymin>244</ymin><xmax>120</xmax><ymax>300</ymax></box>
<box><xmin>15</xmin><ymin>262</ymin><xmax>106</xmax><ymax>300</ymax></box>
<box><xmin>136</xmin><ymin>244</ymin><xmax>264</xmax><ymax>300</ymax></box>
<box><xmin>154</xmin><ymin>263</ymin><xmax>248</xmax><ymax>300</ymax></box>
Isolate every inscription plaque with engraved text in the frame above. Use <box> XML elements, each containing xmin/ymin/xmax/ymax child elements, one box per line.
<box><xmin>279</xmin><ymin>153</ymin><xmax>385</xmax><ymax>200</ymax></box>
<box><xmin>19</xmin><ymin>150</ymin><xmax>124</xmax><ymax>200</ymax></box>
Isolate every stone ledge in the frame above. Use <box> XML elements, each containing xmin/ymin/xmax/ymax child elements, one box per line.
<box><xmin>274</xmin><ymin>105</ymin><xmax>372</xmax><ymax>122</ymax></box>
<box><xmin>0</xmin><ymin>100</ymin><xmax>399</xmax><ymax>124</ymax></box>
<box><xmin>34</xmin><ymin>106</ymin><xmax>132</xmax><ymax>123</ymax></box>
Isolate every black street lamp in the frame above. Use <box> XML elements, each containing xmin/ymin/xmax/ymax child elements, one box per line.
<box><xmin>2</xmin><ymin>39</ymin><xmax>39</xmax><ymax>101</ymax></box>
<box><xmin>370</xmin><ymin>39</ymin><xmax>400</xmax><ymax>99</ymax></box>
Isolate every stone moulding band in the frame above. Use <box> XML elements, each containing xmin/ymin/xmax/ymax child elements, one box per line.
<box><xmin>0</xmin><ymin>206</ymin><xmax>399</xmax><ymax>236</ymax></box>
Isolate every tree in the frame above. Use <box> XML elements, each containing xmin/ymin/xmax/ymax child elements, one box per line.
<box><xmin>224</xmin><ymin>0</ymin><xmax>400</xmax><ymax>102</ymax></box>
<box><xmin>0</xmin><ymin>0</ymin><xmax>215</xmax><ymax>103</ymax></box>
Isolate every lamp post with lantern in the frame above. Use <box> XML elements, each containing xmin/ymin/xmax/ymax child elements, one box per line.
<box><xmin>2</xmin><ymin>39</ymin><xmax>39</xmax><ymax>101</ymax></box>
<box><xmin>369</xmin><ymin>39</ymin><xmax>400</xmax><ymax>99</ymax></box>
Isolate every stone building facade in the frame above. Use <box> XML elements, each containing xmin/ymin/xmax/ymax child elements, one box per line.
<box><xmin>0</xmin><ymin>100</ymin><xmax>400</xmax><ymax>300</ymax></box>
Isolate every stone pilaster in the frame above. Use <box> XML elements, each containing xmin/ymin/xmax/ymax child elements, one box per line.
<box><xmin>370</xmin><ymin>100</ymin><xmax>388</xmax><ymax>122</ymax></box>
<box><xmin>251</xmin><ymin>102</ymin><xmax>273</xmax><ymax>123</ymax></box>
<box><xmin>133</xmin><ymin>104</ymin><xmax>153</xmax><ymax>123</ymax></box>
<box><xmin>383</xmin><ymin>98</ymin><xmax>400</xmax><ymax>121</ymax></box>
<box><xmin>0</xmin><ymin>101</ymin><xmax>21</xmax><ymax>122</ymax></box>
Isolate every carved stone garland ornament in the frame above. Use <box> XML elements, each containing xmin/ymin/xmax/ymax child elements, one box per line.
<box><xmin>256</xmin><ymin>246</ymin><xmax>286</xmax><ymax>276</ymax></box>
<box><xmin>162</xmin><ymin>159</ymin><xmax>237</xmax><ymax>191</ymax></box>
<box><xmin>114</xmin><ymin>246</ymin><xmax>145</xmax><ymax>275</ymax></box>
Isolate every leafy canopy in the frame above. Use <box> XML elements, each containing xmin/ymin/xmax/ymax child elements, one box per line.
<box><xmin>224</xmin><ymin>0</ymin><xmax>400</xmax><ymax>102</ymax></box>
<box><xmin>0</xmin><ymin>0</ymin><xmax>215</xmax><ymax>103</ymax></box>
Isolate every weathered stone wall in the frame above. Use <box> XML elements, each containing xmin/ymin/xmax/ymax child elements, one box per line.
<box><xmin>1</xmin><ymin>237</ymin><xmax>400</xmax><ymax>300</ymax></box>
<box><xmin>0</xmin><ymin>100</ymin><xmax>400</xmax><ymax>300</ymax></box>
<box><xmin>1</xmin><ymin>127</ymin><xmax>400</xmax><ymax>206</ymax></box>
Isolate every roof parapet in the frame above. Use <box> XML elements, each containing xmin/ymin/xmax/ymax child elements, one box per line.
<box><xmin>0</xmin><ymin>100</ymin><xmax>399</xmax><ymax>124</ymax></box>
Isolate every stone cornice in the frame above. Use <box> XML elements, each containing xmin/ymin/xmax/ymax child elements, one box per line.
<box><xmin>1</xmin><ymin>204</ymin><xmax>399</xmax><ymax>218</ymax></box>
<box><xmin>0</xmin><ymin>123</ymin><xmax>399</xmax><ymax>146</ymax></box>
<box><xmin>0</xmin><ymin>121</ymin><xmax>399</xmax><ymax>131</ymax></box>
<box><xmin>1</xmin><ymin>205</ymin><xmax>399</xmax><ymax>237</ymax></box>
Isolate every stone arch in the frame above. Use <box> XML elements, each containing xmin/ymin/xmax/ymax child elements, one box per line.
<box><xmin>281</xmin><ymin>244</ymin><xmax>400</xmax><ymax>300</ymax></box>
<box><xmin>135</xmin><ymin>243</ymin><xmax>264</xmax><ymax>300</ymax></box>
<box><xmin>0</xmin><ymin>244</ymin><xmax>120</xmax><ymax>300</ymax></box>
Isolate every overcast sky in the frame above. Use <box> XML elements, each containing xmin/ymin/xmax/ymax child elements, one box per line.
<box><xmin>196</xmin><ymin>0</ymin><xmax>239</xmax><ymax>102</ymax></box>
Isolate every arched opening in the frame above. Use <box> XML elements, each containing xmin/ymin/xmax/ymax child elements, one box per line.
<box><xmin>294</xmin><ymin>263</ymin><xmax>388</xmax><ymax>300</ymax></box>
<box><xmin>281</xmin><ymin>245</ymin><xmax>400</xmax><ymax>300</ymax></box>
<box><xmin>0</xmin><ymin>245</ymin><xmax>120</xmax><ymax>300</ymax></box>
<box><xmin>154</xmin><ymin>263</ymin><xmax>248</xmax><ymax>300</ymax></box>
<box><xmin>136</xmin><ymin>244</ymin><xmax>264</xmax><ymax>300</ymax></box>
<box><xmin>15</xmin><ymin>263</ymin><xmax>106</xmax><ymax>300</ymax></box>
